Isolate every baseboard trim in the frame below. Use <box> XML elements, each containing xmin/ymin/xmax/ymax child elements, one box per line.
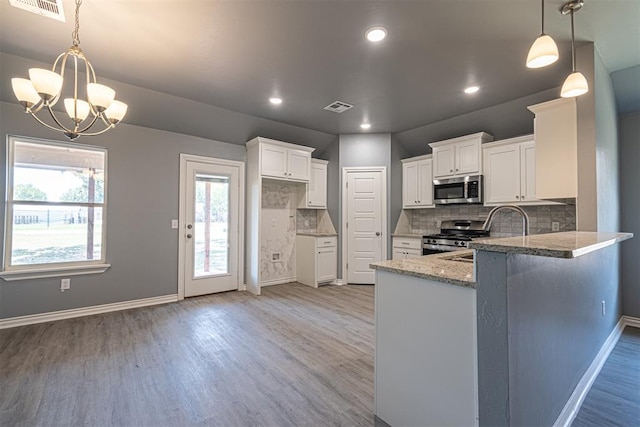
<box><xmin>0</xmin><ymin>294</ymin><xmax>178</xmax><ymax>330</ymax></box>
<box><xmin>259</xmin><ymin>277</ymin><xmax>296</xmax><ymax>287</ymax></box>
<box><xmin>622</xmin><ymin>315</ymin><xmax>640</xmax><ymax>328</ymax></box>
<box><xmin>553</xmin><ymin>317</ymin><xmax>626</xmax><ymax>427</ymax></box>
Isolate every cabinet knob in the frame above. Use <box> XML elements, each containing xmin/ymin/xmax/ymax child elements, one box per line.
<box><xmin>450</xmin><ymin>169</ymin><xmax>453</xmax><ymax>173</ymax></box>
<box><xmin>515</xmin><ymin>195</ymin><xmax>520</xmax><ymax>199</ymax></box>
<box><xmin>521</xmin><ymin>195</ymin><xmax>525</xmax><ymax>199</ymax></box>
<box><xmin>456</xmin><ymin>168</ymin><xmax>459</xmax><ymax>172</ymax></box>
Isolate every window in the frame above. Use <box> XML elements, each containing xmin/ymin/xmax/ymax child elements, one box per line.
<box><xmin>2</xmin><ymin>136</ymin><xmax>109</xmax><ymax>280</ymax></box>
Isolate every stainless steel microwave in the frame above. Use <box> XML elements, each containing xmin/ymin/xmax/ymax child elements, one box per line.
<box><xmin>433</xmin><ymin>175</ymin><xmax>483</xmax><ymax>205</ymax></box>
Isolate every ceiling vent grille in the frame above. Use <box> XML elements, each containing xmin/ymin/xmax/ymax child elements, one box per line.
<box><xmin>323</xmin><ymin>101</ymin><xmax>354</xmax><ymax>113</ymax></box>
<box><xmin>9</xmin><ymin>0</ymin><xmax>65</xmax><ymax>22</ymax></box>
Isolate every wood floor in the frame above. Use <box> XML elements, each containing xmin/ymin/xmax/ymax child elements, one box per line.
<box><xmin>573</xmin><ymin>326</ymin><xmax>640</xmax><ymax>427</ymax></box>
<box><xmin>0</xmin><ymin>283</ymin><xmax>375</xmax><ymax>427</ymax></box>
<box><xmin>2</xmin><ymin>283</ymin><xmax>638</xmax><ymax>427</ymax></box>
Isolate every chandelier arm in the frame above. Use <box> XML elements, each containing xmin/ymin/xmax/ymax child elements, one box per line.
<box><xmin>77</xmin><ymin>124</ymin><xmax>117</xmax><ymax>137</ymax></box>
<box><xmin>74</xmin><ymin>113</ymin><xmax>103</xmax><ymax>134</ymax></box>
<box><xmin>28</xmin><ymin>110</ymin><xmax>71</xmax><ymax>134</ymax></box>
<box><xmin>44</xmin><ymin>103</ymin><xmax>76</xmax><ymax>134</ymax></box>
<box><xmin>27</xmin><ymin>99</ymin><xmax>46</xmax><ymax>114</ymax></box>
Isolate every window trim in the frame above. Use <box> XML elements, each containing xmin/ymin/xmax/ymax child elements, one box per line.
<box><xmin>2</xmin><ymin>135</ymin><xmax>109</xmax><ymax>280</ymax></box>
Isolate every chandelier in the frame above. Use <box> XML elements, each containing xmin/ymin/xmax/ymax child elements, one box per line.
<box><xmin>11</xmin><ymin>0</ymin><xmax>127</xmax><ymax>141</ymax></box>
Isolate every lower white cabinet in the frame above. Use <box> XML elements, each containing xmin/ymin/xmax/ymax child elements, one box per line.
<box><xmin>296</xmin><ymin>235</ymin><xmax>337</xmax><ymax>287</ymax></box>
<box><xmin>392</xmin><ymin>237</ymin><xmax>422</xmax><ymax>260</ymax></box>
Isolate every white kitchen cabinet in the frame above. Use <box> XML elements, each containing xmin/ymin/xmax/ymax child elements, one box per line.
<box><xmin>296</xmin><ymin>235</ymin><xmax>337</xmax><ymax>287</ymax></box>
<box><xmin>250</xmin><ymin>137</ymin><xmax>313</xmax><ymax>182</ymax></box>
<box><xmin>392</xmin><ymin>237</ymin><xmax>422</xmax><ymax>260</ymax></box>
<box><xmin>298</xmin><ymin>159</ymin><xmax>328</xmax><ymax>209</ymax></box>
<box><xmin>527</xmin><ymin>98</ymin><xmax>577</xmax><ymax>199</ymax></box>
<box><xmin>402</xmin><ymin>155</ymin><xmax>434</xmax><ymax>209</ymax></box>
<box><xmin>483</xmin><ymin>135</ymin><xmax>546</xmax><ymax>205</ymax></box>
<box><xmin>245</xmin><ymin>137</ymin><xmax>316</xmax><ymax>296</ymax></box>
<box><xmin>429</xmin><ymin>132</ymin><xmax>493</xmax><ymax>178</ymax></box>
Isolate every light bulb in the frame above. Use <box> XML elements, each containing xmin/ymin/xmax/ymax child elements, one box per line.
<box><xmin>28</xmin><ymin>68</ymin><xmax>63</xmax><ymax>100</ymax></box>
<box><xmin>87</xmin><ymin>83</ymin><xmax>115</xmax><ymax>111</ymax></box>
<box><xmin>104</xmin><ymin>100</ymin><xmax>128</xmax><ymax>123</ymax></box>
<box><xmin>11</xmin><ymin>78</ymin><xmax>41</xmax><ymax>107</ymax></box>
<box><xmin>526</xmin><ymin>34</ymin><xmax>559</xmax><ymax>68</ymax></box>
<box><xmin>561</xmin><ymin>71</ymin><xmax>589</xmax><ymax>98</ymax></box>
<box><xmin>64</xmin><ymin>98</ymin><xmax>91</xmax><ymax>123</ymax></box>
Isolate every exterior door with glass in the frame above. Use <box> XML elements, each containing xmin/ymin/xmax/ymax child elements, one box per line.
<box><xmin>183</xmin><ymin>159</ymin><xmax>241</xmax><ymax>297</ymax></box>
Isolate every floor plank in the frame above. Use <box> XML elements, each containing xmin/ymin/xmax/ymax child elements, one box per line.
<box><xmin>0</xmin><ymin>283</ymin><xmax>375</xmax><ymax>427</ymax></box>
<box><xmin>572</xmin><ymin>326</ymin><xmax>640</xmax><ymax>427</ymax></box>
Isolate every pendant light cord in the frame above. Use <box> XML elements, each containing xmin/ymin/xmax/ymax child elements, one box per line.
<box><xmin>71</xmin><ymin>0</ymin><xmax>82</xmax><ymax>47</ymax></box>
<box><xmin>541</xmin><ymin>0</ymin><xmax>545</xmax><ymax>34</ymax></box>
<box><xmin>570</xmin><ymin>9</ymin><xmax>576</xmax><ymax>72</ymax></box>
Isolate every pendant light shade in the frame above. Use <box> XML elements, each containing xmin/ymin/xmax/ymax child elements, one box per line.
<box><xmin>561</xmin><ymin>71</ymin><xmax>588</xmax><ymax>98</ymax></box>
<box><xmin>560</xmin><ymin>0</ymin><xmax>588</xmax><ymax>98</ymax></box>
<box><xmin>526</xmin><ymin>34</ymin><xmax>559</xmax><ymax>68</ymax></box>
<box><xmin>526</xmin><ymin>0</ymin><xmax>558</xmax><ymax>68</ymax></box>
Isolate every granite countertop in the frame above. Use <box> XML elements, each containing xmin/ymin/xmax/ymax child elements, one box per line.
<box><xmin>370</xmin><ymin>250</ymin><xmax>476</xmax><ymax>288</ymax></box>
<box><xmin>469</xmin><ymin>231</ymin><xmax>633</xmax><ymax>259</ymax></box>
<box><xmin>391</xmin><ymin>233</ymin><xmax>424</xmax><ymax>238</ymax></box>
<box><xmin>296</xmin><ymin>232</ymin><xmax>338</xmax><ymax>237</ymax></box>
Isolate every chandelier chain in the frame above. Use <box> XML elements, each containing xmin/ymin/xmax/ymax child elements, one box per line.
<box><xmin>72</xmin><ymin>0</ymin><xmax>82</xmax><ymax>47</ymax></box>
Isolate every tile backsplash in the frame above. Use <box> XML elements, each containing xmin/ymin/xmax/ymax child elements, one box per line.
<box><xmin>296</xmin><ymin>209</ymin><xmax>318</xmax><ymax>233</ymax></box>
<box><xmin>410</xmin><ymin>200</ymin><xmax>577</xmax><ymax>237</ymax></box>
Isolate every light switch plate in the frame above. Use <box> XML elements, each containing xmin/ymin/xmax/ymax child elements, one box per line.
<box><xmin>552</xmin><ymin>222</ymin><xmax>560</xmax><ymax>232</ymax></box>
<box><xmin>61</xmin><ymin>278</ymin><xmax>70</xmax><ymax>291</ymax></box>
<box><xmin>171</xmin><ymin>219</ymin><xmax>179</xmax><ymax>229</ymax></box>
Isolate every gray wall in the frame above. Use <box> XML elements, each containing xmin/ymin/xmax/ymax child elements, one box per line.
<box><xmin>620</xmin><ymin>111</ymin><xmax>640</xmax><ymax>317</ymax></box>
<box><xmin>594</xmin><ymin>50</ymin><xmax>620</xmax><ymax>233</ymax></box>
<box><xmin>0</xmin><ymin>53</ymin><xmax>336</xmax><ymax>153</ymax></box>
<box><xmin>476</xmin><ymin>245</ymin><xmax>622</xmax><ymax>426</ymax></box>
<box><xmin>395</xmin><ymin>88</ymin><xmax>559</xmax><ymax>157</ymax></box>
<box><xmin>338</xmin><ymin>134</ymin><xmax>392</xmax><ymax>281</ymax></box>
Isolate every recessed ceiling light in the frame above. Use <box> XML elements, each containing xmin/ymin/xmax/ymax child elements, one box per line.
<box><xmin>464</xmin><ymin>86</ymin><xmax>480</xmax><ymax>94</ymax></box>
<box><xmin>269</xmin><ymin>97</ymin><xmax>283</xmax><ymax>105</ymax></box>
<box><xmin>365</xmin><ymin>27</ymin><xmax>387</xmax><ymax>43</ymax></box>
<box><xmin>360</xmin><ymin>123</ymin><xmax>371</xmax><ymax>130</ymax></box>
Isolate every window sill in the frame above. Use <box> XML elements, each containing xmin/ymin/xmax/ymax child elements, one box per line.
<box><xmin>0</xmin><ymin>264</ymin><xmax>111</xmax><ymax>281</ymax></box>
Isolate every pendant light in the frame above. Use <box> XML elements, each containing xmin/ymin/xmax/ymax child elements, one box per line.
<box><xmin>526</xmin><ymin>0</ymin><xmax>559</xmax><ymax>68</ymax></box>
<box><xmin>11</xmin><ymin>0</ymin><xmax>127</xmax><ymax>141</ymax></box>
<box><xmin>560</xmin><ymin>0</ymin><xmax>588</xmax><ymax>98</ymax></box>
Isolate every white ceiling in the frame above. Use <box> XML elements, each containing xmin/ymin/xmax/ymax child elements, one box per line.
<box><xmin>1</xmin><ymin>0</ymin><xmax>639</xmax><ymax>139</ymax></box>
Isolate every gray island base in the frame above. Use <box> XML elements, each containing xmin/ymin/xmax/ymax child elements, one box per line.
<box><xmin>371</xmin><ymin>231</ymin><xmax>632</xmax><ymax>427</ymax></box>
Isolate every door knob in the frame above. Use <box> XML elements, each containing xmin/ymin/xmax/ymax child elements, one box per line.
<box><xmin>186</xmin><ymin>234</ymin><xmax>192</xmax><ymax>239</ymax></box>
<box><xmin>187</xmin><ymin>224</ymin><xmax>193</xmax><ymax>229</ymax></box>
<box><xmin>376</xmin><ymin>232</ymin><xmax>381</xmax><ymax>236</ymax></box>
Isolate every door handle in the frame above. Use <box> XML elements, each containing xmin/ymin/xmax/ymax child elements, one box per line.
<box><xmin>376</xmin><ymin>232</ymin><xmax>381</xmax><ymax>236</ymax></box>
<box><xmin>187</xmin><ymin>224</ymin><xmax>193</xmax><ymax>229</ymax></box>
<box><xmin>186</xmin><ymin>234</ymin><xmax>192</xmax><ymax>239</ymax></box>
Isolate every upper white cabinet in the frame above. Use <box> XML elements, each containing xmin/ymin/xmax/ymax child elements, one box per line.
<box><xmin>483</xmin><ymin>135</ymin><xmax>541</xmax><ymax>205</ymax></box>
<box><xmin>429</xmin><ymin>132</ymin><xmax>493</xmax><ymax>178</ymax></box>
<box><xmin>248</xmin><ymin>137</ymin><xmax>314</xmax><ymax>182</ymax></box>
<box><xmin>527</xmin><ymin>98</ymin><xmax>577</xmax><ymax>199</ymax></box>
<box><xmin>298</xmin><ymin>159</ymin><xmax>328</xmax><ymax>209</ymax></box>
<box><xmin>402</xmin><ymin>154</ymin><xmax>434</xmax><ymax>209</ymax></box>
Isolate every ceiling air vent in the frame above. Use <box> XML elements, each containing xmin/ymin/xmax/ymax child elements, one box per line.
<box><xmin>9</xmin><ymin>0</ymin><xmax>65</xmax><ymax>22</ymax></box>
<box><xmin>323</xmin><ymin>101</ymin><xmax>354</xmax><ymax>114</ymax></box>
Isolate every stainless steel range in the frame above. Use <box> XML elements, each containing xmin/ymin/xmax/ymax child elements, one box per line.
<box><xmin>422</xmin><ymin>219</ymin><xmax>489</xmax><ymax>255</ymax></box>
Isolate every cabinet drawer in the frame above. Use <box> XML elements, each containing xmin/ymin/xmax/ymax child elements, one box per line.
<box><xmin>393</xmin><ymin>237</ymin><xmax>422</xmax><ymax>250</ymax></box>
<box><xmin>317</xmin><ymin>237</ymin><xmax>337</xmax><ymax>248</ymax></box>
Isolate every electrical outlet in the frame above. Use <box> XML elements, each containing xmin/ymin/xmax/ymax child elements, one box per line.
<box><xmin>171</xmin><ymin>219</ymin><xmax>179</xmax><ymax>229</ymax></box>
<box><xmin>601</xmin><ymin>300</ymin><xmax>606</xmax><ymax>316</ymax></box>
<box><xmin>61</xmin><ymin>278</ymin><xmax>70</xmax><ymax>292</ymax></box>
<box><xmin>552</xmin><ymin>222</ymin><xmax>560</xmax><ymax>232</ymax></box>
<box><xmin>304</xmin><ymin>219</ymin><xmax>310</xmax><ymax>227</ymax></box>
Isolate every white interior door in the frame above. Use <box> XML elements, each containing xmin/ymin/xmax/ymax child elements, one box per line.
<box><xmin>344</xmin><ymin>169</ymin><xmax>386</xmax><ymax>284</ymax></box>
<box><xmin>182</xmin><ymin>158</ymin><xmax>242</xmax><ymax>297</ymax></box>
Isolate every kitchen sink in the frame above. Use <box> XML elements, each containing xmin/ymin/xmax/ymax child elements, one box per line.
<box><xmin>446</xmin><ymin>253</ymin><xmax>475</xmax><ymax>263</ymax></box>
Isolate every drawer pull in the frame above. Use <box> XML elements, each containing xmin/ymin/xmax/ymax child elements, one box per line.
<box><xmin>402</xmin><ymin>242</ymin><xmax>410</xmax><ymax>245</ymax></box>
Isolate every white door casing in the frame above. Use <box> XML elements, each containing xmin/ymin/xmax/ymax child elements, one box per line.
<box><xmin>178</xmin><ymin>154</ymin><xmax>245</xmax><ymax>299</ymax></box>
<box><xmin>342</xmin><ymin>167</ymin><xmax>387</xmax><ymax>284</ymax></box>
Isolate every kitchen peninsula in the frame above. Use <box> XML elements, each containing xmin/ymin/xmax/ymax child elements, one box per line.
<box><xmin>371</xmin><ymin>231</ymin><xmax>633</xmax><ymax>427</ymax></box>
